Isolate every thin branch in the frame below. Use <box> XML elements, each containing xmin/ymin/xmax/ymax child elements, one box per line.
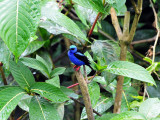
<box><xmin>110</xmin><ymin>7</ymin><xmax>123</xmax><ymax>40</ymax></box>
<box><xmin>128</xmin><ymin>0</ymin><xmax>143</xmax><ymax>43</ymax></box>
<box><xmin>130</xmin><ymin>0</ymin><xmax>140</xmax><ymax>14</ymax></box>
<box><xmin>75</xmin><ymin>70</ymin><xmax>95</xmax><ymax>120</ymax></box>
<box><xmin>0</xmin><ymin>62</ymin><xmax>7</xmax><ymax>85</ymax></box>
<box><xmin>150</xmin><ymin>0</ymin><xmax>160</xmax><ymax>63</ymax></box>
<box><xmin>98</xmin><ymin>29</ymin><xmax>116</xmax><ymax>41</ymax></box>
<box><xmin>69</xmin><ymin>97</ymin><xmax>102</xmax><ymax>117</ymax></box>
<box><xmin>131</xmin><ymin>35</ymin><xmax>156</xmax><ymax>45</ymax></box>
<box><xmin>152</xmin><ymin>30</ymin><xmax>160</xmax><ymax>63</ymax></box>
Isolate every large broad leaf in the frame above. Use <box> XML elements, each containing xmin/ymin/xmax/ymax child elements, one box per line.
<box><xmin>21</xmin><ymin>40</ymin><xmax>45</xmax><ymax>57</ymax></box>
<box><xmin>74</xmin><ymin>5</ymin><xmax>98</xmax><ymax>26</ymax></box>
<box><xmin>105</xmin><ymin>61</ymin><xmax>156</xmax><ymax>85</ymax></box>
<box><xmin>9</xmin><ymin>60</ymin><xmax>35</xmax><ymax>89</ymax></box>
<box><xmin>0</xmin><ymin>39</ymin><xmax>12</xmax><ymax>69</ymax></box>
<box><xmin>20</xmin><ymin>57</ymin><xmax>50</xmax><ymax>78</ymax></box>
<box><xmin>30</xmin><ymin>82</ymin><xmax>69</xmax><ymax>102</ymax></box>
<box><xmin>139</xmin><ymin>98</ymin><xmax>160</xmax><ymax>119</ymax></box>
<box><xmin>0</xmin><ymin>87</ymin><xmax>26</xmax><ymax>120</ymax></box>
<box><xmin>0</xmin><ymin>0</ymin><xmax>41</xmax><ymax>59</ymax></box>
<box><xmin>110</xmin><ymin>111</ymin><xmax>147</xmax><ymax>120</ymax></box>
<box><xmin>40</xmin><ymin>1</ymin><xmax>88</xmax><ymax>42</ymax></box>
<box><xmin>72</xmin><ymin>0</ymin><xmax>105</xmax><ymax>13</ymax></box>
<box><xmin>29</xmin><ymin>96</ymin><xmax>61</xmax><ymax>120</ymax></box>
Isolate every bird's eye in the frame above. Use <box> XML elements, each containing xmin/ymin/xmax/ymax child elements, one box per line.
<box><xmin>71</xmin><ymin>48</ymin><xmax>74</xmax><ymax>50</ymax></box>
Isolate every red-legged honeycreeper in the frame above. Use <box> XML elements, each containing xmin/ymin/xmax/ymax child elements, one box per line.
<box><xmin>68</xmin><ymin>45</ymin><xmax>96</xmax><ymax>75</ymax></box>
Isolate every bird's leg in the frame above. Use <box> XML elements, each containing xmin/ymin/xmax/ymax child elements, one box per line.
<box><xmin>73</xmin><ymin>65</ymin><xmax>81</xmax><ymax>71</ymax></box>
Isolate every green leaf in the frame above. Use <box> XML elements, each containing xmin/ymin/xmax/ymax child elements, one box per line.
<box><xmin>36</xmin><ymin>55</ymin><xmax>51</xmax><ymax>74</ymax></box>
<box><xmin>18</xmin><ymin>94</ymin><xmax>32</xmax><ymax>112</ymax></box>
<box><xmin>81</xmin><ymin>96</ymin><xmax>113</xmax><ymax>119</ymax></box>
<box><xmin>139</xmin><ymin>98</ymin><xmax>160</xmax><ymax>119</ymax></box>
<box><xmin>74</xmin><ymin>5</ymin><xmax>98</xmax><ymax>26</ymax></box>
<box><xmin>50</xmin><ymin>67</ymin><xmax>66</xmax><ymax>77</ymax></box>
<box><xmin>21</xmin><ymin>40</ymin><xmax>45</xmax><ymax>57</ymax></box>
<box><xmin>40</xmin><ymin>1</ymin><xmax>88</xmax><ymax>42</ymax></box>
<box><xmin>93</xmin><ymin>76</ymin><xmax>106</xmax><ymax>85</ymax></box>
<box><xmin>30</xmin><ymin>82</ymin><xmax>69</xmax><ymax>102</ymax></box>
<box><xmin>20</xmin><ymin>57</ymin><xmax>50</xmax><ymax>78</ymax></box>
<box><xmin>29</xmin><ymin>96</ymin><xmax>61</xmax><ymax>120</ymax></box>
<box><xmin>0</xmin><ymin>0</ymin><xmax>41</xmax><ymax>59</ymax></box>
<box><xmin>110</xmin><ymin>111</ymin><xmax>147</xmax><ymax>120</ymax></box>
<box><xmin>46</xmin><ymin>76</ymin><xmax>60</xmax><ymax>88</ymax></box>
<box><xmin>72</xmin><ymin>0</ymin><xmax>105</xmax><ymax>13</ymax></box>
<box><xmin>0</xmin><ymin>39</ymin><xmax>13</xmax><ymax>69</ymax></box>
<box><xmin>88</xmin><ymin>82</ymin><xmax>100</xmax><ymax>107</ymax></box>
<box><xmin>147</xmin><ymin>81</ymin><xmax>160</xmax><ymax>98</ymax></box>
<box><xmin>0</xmin><ymin>87</ymin><xmax>25</xmax><ymax>120</ymax></box>
<box><xmin>105</xmin><ymin>61</ymin><xmax>156</xmax><ymax>85</ymax></box>
<box><xmin>9</xmin><ymin>60</ymin><xmax>35</xmax><ymax>89</ymax></box>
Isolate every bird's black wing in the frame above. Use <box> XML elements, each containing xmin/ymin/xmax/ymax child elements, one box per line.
<box><xmin>74</xmin><ymin>52</ymin><xmax>90</xmax><ymax>65</ymax></box>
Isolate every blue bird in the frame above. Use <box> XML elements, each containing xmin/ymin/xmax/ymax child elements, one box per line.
<box><xmin>68</xmin><ymin>45</ymin><xmax>95</xmax><ymax>75</ymax></box>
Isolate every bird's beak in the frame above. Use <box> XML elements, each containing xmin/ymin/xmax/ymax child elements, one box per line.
<box><xmin>67</xmin><ymin>48</ymin><xmax>70</xmax><ymax>51</ymax></box>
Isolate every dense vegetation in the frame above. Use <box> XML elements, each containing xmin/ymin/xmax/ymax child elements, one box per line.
<box><xmin>0</xmin><ymin>0</ymin><xmax>160</xmax><ymax>120</ymax></box>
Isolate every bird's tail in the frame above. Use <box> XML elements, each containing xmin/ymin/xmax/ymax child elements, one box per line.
<box><xmin>87</xmin><ymin>65</ymin><xmax>96</xmax><ymax>76</ymax></box>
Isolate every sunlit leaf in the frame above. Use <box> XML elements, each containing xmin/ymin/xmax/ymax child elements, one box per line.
<box><xmin>139</xmin><ymin>98</ymin><xmax>160</xmax><ymax>119</ymax></box>
<box><xmin>0</xmin><ymin>0</ymin><xmax>41</xmax><ymax>59</ymax></box>
<box><xmin>72</xmin><ymin>0</ymin><xmax>105</xmax><ymax>13</ymax></box>
<box><xmin>106</xmin><ymin>61</ymin><xmax>156</xmax><ymax>85</ymax></box>
<box><xmin>40</xmin><ymin>1</ymin><xmax>88</xmax><ymax>42</ymax></box>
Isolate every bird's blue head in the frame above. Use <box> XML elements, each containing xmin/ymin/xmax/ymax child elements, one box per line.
<box><xmin>69</xmin><ymin>45</ymin><xmax>77</xmax><ymax>53</ymax></box>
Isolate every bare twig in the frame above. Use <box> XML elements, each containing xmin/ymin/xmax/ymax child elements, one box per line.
<box><xmin>149</xmin><ymin>0</ymin><xmax>160</xmax><ymax>63</ymax></box>
<box><xmin>128</xmin><ymin>0</ymin><xmax>143</xmax><ymax>43</ymax></box>
<box><xmin>131</xmin><ymin>35</ymin><xmax>156</xmax><ymax>45</ymax></box>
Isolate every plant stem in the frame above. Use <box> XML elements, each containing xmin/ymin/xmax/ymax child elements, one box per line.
<box><xmin>75</xmin><ymin>70</ymin><xmax>94</xmax><ymax>120</ymax></box>
<box><xmin>0</xmin><ymin>63</ymin><xmax>7</xmax><ymax>85</ymax></box>
<box><xmin>88</xmin><ymin>12</ymin><xmax>101</xmax><ymax>38</ymax></box>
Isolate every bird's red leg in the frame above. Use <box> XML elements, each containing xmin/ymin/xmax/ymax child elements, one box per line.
<box><xmin>73</xmin><ymin>65</ymin><xmax>81</xmax><ymax>71</ymax></box>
